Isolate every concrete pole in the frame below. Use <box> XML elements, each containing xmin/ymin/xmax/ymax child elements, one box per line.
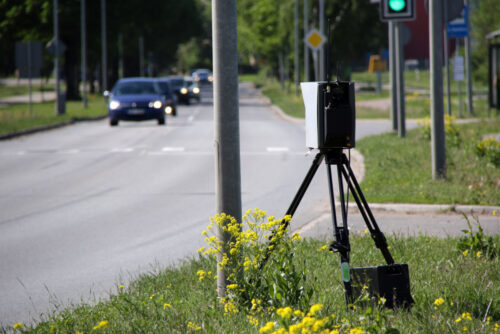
<box><xmin>304</xmin><ymin>0</ymin><xmax>310</xmax><ymax>82</ymax></box>
<box><xmin>443</xmin><ymin>1</ymin><xmax>451</xmax><ymax>116</ymax></box>
<box><xmin>395</xmin><ymin>22</ymin><xmax>406</xmax><ymax>137</ymax></box>
<box><xmin>429</xmin><ymin>0</ymin><xmax>446</xmax><ymax>179</ymax></box>
<box><xmin>101</xmin><ymin>0</ymin><xmax>107</xmax><ymax>91</ymax></box>
<box><xmin>465</xmin><ymin>0</ymin><xmax>474</xmax><ymax>115</ymax></box>
<box><xmin>319</xmin><ymin>0</ymin><xmax>325</xmax><ymax>81</ymax></box>
<box><xmin>212</xmin><ymin>0</ymin><xmax>242</xmax><ymax>298</ymax></box>
<box><xmin>81</xmin><ymin>0</ymin><xmax>88</xmax><ymax>108</ymax></box>
<box><xmin>389</xmin><ymin>21</ymin><xmax>397</xmax><ymax>131</ymax></box>
<box><xmin>294</xmin><ymin>0</ymin><xmax>300</xmax><ymax>96</ymax></box>
<box><xmin>54</xmin><ymin>0</ymin><xmax>63</xmax><ymax>115</ymax></box>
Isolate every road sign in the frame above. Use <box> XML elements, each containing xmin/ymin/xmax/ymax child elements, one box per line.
<box><xmin>448</xmin><ymin>6</ymin><xmax>468</xmax><ymax>38</ymax></box>
<box><xmin>15</xmin><ymin>41</ymin><xmax>43</xmax><ymax>78</ymax></box>
<box><xmin>305</xmin><ymin>29</ymin><xmax>326</xmax><ymax>50</ymax></box>
<box><xmin>380</xmin><ymin>0</ymin><xmax>416</xmax><ymax>22</ymax></box>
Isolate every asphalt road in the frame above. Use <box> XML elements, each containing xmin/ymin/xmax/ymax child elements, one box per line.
<box><xmin>1</xmin><ymin>83</ymin><xmax>497</xmax><ymax>327</ymax></box>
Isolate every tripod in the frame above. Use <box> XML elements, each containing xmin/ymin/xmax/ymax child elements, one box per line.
<box><xmin>261</xmin><ymin>148</ymin><xmax>413</xmax><ymax>308</ymax></box>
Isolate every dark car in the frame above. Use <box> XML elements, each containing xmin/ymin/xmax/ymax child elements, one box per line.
<box><xmin>156</xmin><ymin>78</ymin><xmax>178</xmax><ymax>116</ymax></box>
<box><xmin>184</xmin><ymin>77</ymin><xmax>201</xmax><ymax>103</ymax></box>
<box><xmin>166</xmin><ymin>76</ymin><xmax>194</xmax><ymax>105</ymax></box>
<box><xmin>106</xmin><ymin>78</ymin><xmax>166</xmax><ymax>126</ymax></box>
<box><xmin>192</xmin><ymin>69</ymin><xmax>213</xmax><ymax>85</ymax></box>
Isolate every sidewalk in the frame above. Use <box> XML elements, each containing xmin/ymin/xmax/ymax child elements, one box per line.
<box><xmin>0</xmin><ymin>91</ymin><xmax>56</xmax><ymax>107</ymax></box>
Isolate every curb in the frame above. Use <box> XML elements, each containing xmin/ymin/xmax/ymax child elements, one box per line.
<box><xmin>0</xmin><ymin>115</ymin><xmax>107</xmax><ymax>141</ymax></box>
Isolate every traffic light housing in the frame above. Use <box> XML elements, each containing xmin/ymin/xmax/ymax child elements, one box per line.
<box><xmin>380</xmin><ymin>0</ymin><xmax>416</xmax><ymax>22</ymax></box>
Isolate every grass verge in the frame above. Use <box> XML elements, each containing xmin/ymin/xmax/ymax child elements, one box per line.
<box><xmin>5</xmin><ymin>233</ymin><xmax>499</xmax><ymax>333</ymax></box>
<box><xmin>357</xmin><ymin>117</ymin><xmax>500</xmax><ymax>205</ymax></box>
<box><xmin>0</xmin><ymin>95</ymin><xmax>107</xmax><ymax>137</ymax></box>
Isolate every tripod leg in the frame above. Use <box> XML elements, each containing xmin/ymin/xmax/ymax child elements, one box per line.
<box><xmin>326</xmin><ymin>161</ymin><xmax>354</xmax><ymax>307</ymax></box>
<box><xmin>339</xmin><ymin>159</ymin><xmax>395</xmax><ymax>265</ymax></box>
<box><xmin>258</xmin><ymin>152</ymin><xmax>324</xmax><ymax>270</ymax></box>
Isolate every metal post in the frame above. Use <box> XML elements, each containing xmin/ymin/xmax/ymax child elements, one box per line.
<box><xmin>443</xmin><ymin>1</ymin><xmax>451</xmax><ymax>116</ymax></box>
<box><xmin>212</xmin><ymin>0</ymin><xmax>242</xmax><ymax>298</ymax></box>
<box><xmin>81</xmin><ymin>0</ymin><xmax>87</xmax><ymax>108</ymax></box>
<box><xmin>429</xmin><ymin>0</ymin><xmax>446</xmax><ymax>179</ymax></box>
<box><xmin>139</xmin><ymin>36</ymin><xmax>145</xmax><ymax>77</ymax></box>
<box><xmin>465</xmin><ymin>0</ymin><xmax>474</xmax><ymax>115</ymax></box>
<box><xmin>101</xmin><ymin>0</ymin><xmax>107</xmax><ymax>91</ymax></box>
<box><xmin>456</xmin><ymin>38</ymin><xmax>463</xmax><ymax>117</ymax></box>
<box><xmin>294</xmin><ymin>0</ymin><xmax>299</xmax><ymax>96</ymax></box>
<box><xmin>304</xmin><ymin>0</ymin><xmax>310</xmax><ymax>82</ymax></box>
<box><xmin>54</xmin><ymin>0</ymin><xmax>63</xmax><ymax>115</ymax></box>
<box><xmin>319</xmin><ymin>0</ymin><xmax>325</xmax><ymax>81</ymax></box>
<box><xmin>118</xmin><ymin>34</ymin><xmax>124</xmax><ymax>79</ymax></box>
<box><xmin>389</xmin><ymin>21</ymin><xmax>398</xmax><ymax>131</ymax></box>
<box><xmin>28</xmin><ymin>41</ymin><xmax>33</xmax><ymax>115</ymax></box>
<box><xmin>395</xmin><ymin>22</ymin><xmax>406</xmax><ymax>137</ymax></box>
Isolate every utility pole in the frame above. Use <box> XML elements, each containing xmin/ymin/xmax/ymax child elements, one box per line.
<box><xmin>81</xmin><ymin>0</ymin><xmax>87</xmax><ymax>108</ymax></box>
<box><xmin>304</xmin><ymin>0</ymin><xmax>310</xmax><ymax>82</ymax></box>
<box><xmin>429</xmin><ymin>0</ymin><xmax>446</xmax><ymax>179</ymax></box>
<box><xmin>443</xmin><ymin>2</ymin><xmax>451</xmax><ymax>116</ymax></box>
<box><xmin>395</xmin><ymin>22</ymin><xmax>405</xmax><ymax>137</ymax></box>
<box><xmin>389</xmin><ymin>21</ymin><xmax>397</xmax><ymax>131</ymax></box>
<box><xmin>464</xmin><ymin>0</ymin><xmax>474</xmax><ymax>115</ymax></box>
<box><xmin>294</xmin><ymin>0</ymin><xmax>300</xmax><ymax>96</ymax></box>
<box><xmin>212</xmin><ymin>0</ymin><xmax>242</xmax><ymax>298</ymax></box>
<box><xmin>53</xmin><ymin>0</ymin><xmax>64</xmax><ymax>115</ymax></box>
<box><xmin>319</xmin><ymin>0</ymin><xmax>325</xmax><ymax>81</ymax></box>
<box><xmin>101</xmin><ymin>0</ymin><xmax>107</xmax><ymax>92</ymax></box>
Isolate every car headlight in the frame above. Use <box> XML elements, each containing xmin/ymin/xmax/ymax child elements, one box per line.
<box><xmin>165</xmin><ymin>106</ymin><xmax>173</xmax><ymax>115</ymax></box>
<box><xmin>109</xmin><ymin>100</ymin><xmax>120</xmax><ymax>110</ymax></box>
<box><xmin>192</xmin><ymin>87</ymin><xmax>200</xmax><ymax>94</ymax></box>
<box><xmin>208</xmin><ymin>76</ymin><xmax>213</xmax><ymax>82</ymax></box>
<box><xmin>149</xmin><ymin>100</ymin><xmax>163</xmax><ymax>109</ymax></box>
<box><xmin>180</xmin><ymin>88</ymin><xmax>188</xmax><ymax>95</ymax></box>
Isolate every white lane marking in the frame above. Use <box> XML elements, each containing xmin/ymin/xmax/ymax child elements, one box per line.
<box><xmin>16</xmin><ymin>151</ymin><xmax>26</xmax><ymax>155</ymax></box>
<box><xmin>162</xmin><ymin>147</ymin><xmax>185</xmax><ymax>152</ymax></box>
<box><xmin>266</xmin><ymin>147</ymin><xmax>289</xmax><ymax>152</ymax></box>
<box><xmin>58</xmin><ymin>149</ymin><xmax>80</xmax><ymax>154</ymax></box>
<box><xmin>110</xmin><ymin>148</ymin><xmax>134</xmax><ymax>153</ymax></box>
<box><xmin>187</xmin><ymin>115</ymin><xmax>195</xmax><ymax>122</ymax></box>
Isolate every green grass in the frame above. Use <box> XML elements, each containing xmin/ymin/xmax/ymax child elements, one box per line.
<box><xmin>357</xmin><ymin>118</ymin><xmax>500</xmax><ymax>206</ymax></box>
<box><xmin>0</xmin><ymin>82</ymin><xmax>56</xmax><ymax>98</ymax></box>
<box><xmin>5</xmin><ymin>235</ymin><xmax>499</xmax><ymax>333</ymax></box>
<box><xmin>0</xmin><ymin>95</ymin><xmax>107</xmax><ymax>136</ymax></box>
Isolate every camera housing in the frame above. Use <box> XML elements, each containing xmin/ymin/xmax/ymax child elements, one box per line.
<box><xmin>301</xmin><ymin>81</ymin><xmax>356</xmax><ymax>150</ymax></box>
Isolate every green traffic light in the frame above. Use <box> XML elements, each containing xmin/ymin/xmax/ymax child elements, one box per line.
<box><xmin>388</xmin><ymin>0</ymin><xmax>406</xmax><ymax>12</ymax></box>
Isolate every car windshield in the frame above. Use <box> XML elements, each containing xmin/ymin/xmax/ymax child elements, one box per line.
<box><xmin>157</xmin><ymin>82</ymin><xmax>171</xmax><ymax>94</ymax></box>
<box><xmin>114</xmin><ymin>81</ymin><xmax>158</xmax><ymax>96</ymax></box>
<box><xmin>169</xmin><ymin>79</ymin><xmax>185</xmax><ymax>89</ymax></box>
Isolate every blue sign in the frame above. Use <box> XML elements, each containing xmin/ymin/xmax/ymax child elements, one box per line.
<box><xmin>447</xmin><ymin>6</ymin><xmax>468</xmax><ymax>38</ymax></box>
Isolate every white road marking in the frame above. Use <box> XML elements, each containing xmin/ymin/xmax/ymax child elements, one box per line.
<box><xmin>162</xmin><ymin>147</ymin><xmax>185</xmax><ymax>152</ymax></box>
<box><xmin>110</xmin><ymin>148</ymin><xmax>134</xmax><ymax>153</ymax></box>
<box><xmin>266</xmin><ymin>147</ymin><xmax>289</xmax><ymax>152</ymax></box>
<box><xmin>187</xmin><ymin>115</ymin><xmax>195</xmax><ymax>122</ymax></box>
<box><xmin>58</xmin><ymin>149</ymin><xmax>80</xmax><ymax>154</ymax></box>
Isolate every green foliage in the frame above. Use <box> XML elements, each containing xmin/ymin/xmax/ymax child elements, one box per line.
<box><xmin>474</xmin><ymin>136</ymin><xmax>500</xmax><ymax>167</ymax></box>
<box><xmin>457</xmin><ymin>215</ymin><xmax>499</xmax><ymax>259</ymax></box>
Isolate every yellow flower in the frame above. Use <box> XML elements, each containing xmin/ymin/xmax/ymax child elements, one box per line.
<box><xmin>227</xmin><ymin>284</ymin><xmax>238</xmax><ymax>290</ymax></box>
<box><xmin>476</xmin><ymin>251</ymin><xmax>482</xmax><ymax>258</ymax></box>
<box><xmin>276</xmin><ymin>307</ymin><xmax>293</xmax><ymax>319</ymax></box>
<box><xmin>378</xmin><ymin>297</ymin><xmax>386</xmax><ymax>305</ymax></box>
<box><xmin>308</xmin><ymin>304</ymin><xmax>323</xmax><ymax>316</ymax></box>
<box><xmin>291</xmin><ymin>232</ymin><xmax>302</xmax><ymax>241</ymax></box>
<box><xmin>197</xmin><ymin>246</ymin><xmax>206</xmax><ymax>253</ymax></box>
<box><xmin>349</xmin><ymin>328</ymin><xmax>364</xmax><ymax>334</ymax></box>
<box><xmin>455</xmin><ymin>317</ymin><xmax>462</xmax><ymax>323</ymax></box>
<box><xmin>293</xmin><ymin>309</ymin><xmax>305</xmax><ymax>318</ymax></box>
<box><xmin>301</xmin><ymin>316</ymin><xmax>316</xmax><ymax>327</ymax></box>
<box><xmin>163</xmin><ymin>303</ymin><xmax>172</xmax><ymax>310</ymax></box>
<box><xmin>312</xmin><ymin>319</ymin><xmax>326</xmax><ymax>331</ymax></box>
<box><xmin>13</xmin><ymin>323</ymin><xmax>23</xmax><ymax>330</ymax></box>
<box><xmin>92</xmin><ymin>320</ymin><xmax>109</xmax><ymax>330</ymax></box>
<box><xmin>317</xmin><ymin>245</ymin><xmax>329</xmax><ymax>251</ymax></box>
<box><xmin>224</xmin><ymin>301</ymin><xmax>239</xmax><ymax>315</ymax></box>
<box><xmin>289</xmin><ymin>324</ymin><xmax>302</xmax><ymax>334</ymax></box>
<box><xmin>187</xmin><ymin>321</ymin><xmax>202</xmax><ymax>331</ymax></box>
<box><xmin>493</xmin><ymin>210</ymin><xmax>497</xmax><ymax>216</ymax></box>
<box><xmin>462</xmin><ymin>250</ymin><xmax>469</xmax><ymax>256</ymax></box>
<box><xmin>247</xmin><ymin>315</ymin><xmax>259</xmax><ymax>326</ymax></box>
<box><xmin>433</xmin><ymin>297</ymin><xmax>445</xmax><ymax>306</ymax></box>
<box><xmin>196</xmin><ymin>269</ymin><xmax>206</xmax><ymax>281</ymax></box>
<box><xmin>462</xmin><ymin>312</ymin><xmax>472</xmax><ymax>320</ymax></box>
<box><xmin>259</xmin><ymin>321</ymin><xmax>275</xmax><ymax>333</ymax></box>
